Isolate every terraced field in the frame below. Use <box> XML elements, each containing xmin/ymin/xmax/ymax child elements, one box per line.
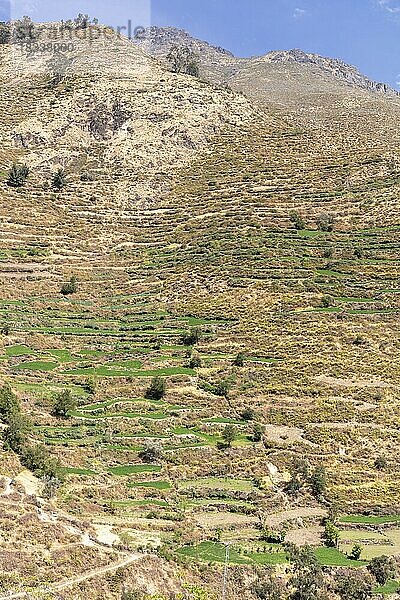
<box><xmin>0</xmin><ymin>20</ymin><xmax>400</xmax><ymax>600</ymax></box>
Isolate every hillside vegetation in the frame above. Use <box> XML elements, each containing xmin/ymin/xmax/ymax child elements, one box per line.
<box><xmin>0</xmin><ymin>18</ymin><xmax>399</xmax><ymax>600</ymax></box>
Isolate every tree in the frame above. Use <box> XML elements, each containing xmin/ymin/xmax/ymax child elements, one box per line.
<box><xmin>52</xmin><ymin>390</ymin><xmax>76</xmax><ymax>418</ymax></box>
<box><xmin>221</xmin><ymin>424</ymin><xmax>236</xmax><ymax>447</ymax></box>
<box><xmin>7</xmin><ymin>163</ymin><xmax>29</xmax><ymax>188</ymax></box>
<box><xmin>0</xmin><ymin>384</ymin><xmax>20</xmax><ymax>421</ymax></box>
<box><xmin>52</xmin><ymin>168</ymin><xmax>67</xmax><ymax>190</ymax></box>
<box><xmin>310</xmin><ymin>466</ymin><xmax>326</xmax><ymax>499</ymax></box>
<box><xmin>367</xmin><ymin>555</ymin><xmax>397</xmax><ymax>586</ymax></box>
<box><xmin>2</xmin><ymin>412</ymin><xmax>32</xmax><ymax>453</ymax></box>
<box><xmin>316</xmin><ymin>212</ymin><xmax>335</xmax><ymax>232</ymax></box>
<box><xmin>287</xmin><ymin>544</ymin><xmax>325</xmax><ymax>600</ymax></box>
<box><xmin>349</xmin><ymin>543</ymin><xmax>363</xmax><ymax>560</ymax></box>
<box><xmin>189</xmin><ymin>352</ymin><xmax>202</xmax><ymax>368</ymax></box>
<box><xmin>0</xmin><ymin>22</ymin><xmax>11</xmax><ymax>44</ymax></box>
<box><xmin>182</xmin><ymin>328</ymin><xmax>201</xmax><ymax>346</ymax></box>
<box><xmin>166</xmin><ymin>45</ymin><xmax>200</xmax><ymax>77</ymax></box>
<box><xmin>47</xmin><ymin>52</ymin><xmax>73</xmax><ymax>86</ymax></box>
<box><xmin>336</xmin><ymin>572</ymin><xmax>373</xmax><ymax>600</ymax></box>
<box><xmin>323</xmin><ymin>520</ymin><xmax>340</xmax><ymax>548</ymax></box>
<box><xmin>286</xmin><ymin>458</ymin><xmax>310</xmax><ymax>495</ymax></box>
<box><xmin>289</xmin><ymin>211</ymin><xmax>305</xmax><ymax>230</ymax></box>
<box><xmin>21</xmin><ymin>444</ymin><xmax>63</xmax><ymax>480</ymax></box>
<box><xmin>74</xmin><ymin>13</ymin><xmax>90</xmax><ymax>28</ymax></box>
<box><xmin>213</xmin><ymin>379</ymin><xmax>230</xmax><ymax>398</ymax></box>
<box><xmin>233</xmin><ymin>352</ymin><xmax>245</xmax><ymax>367</ymax></box>
<box><xmin>252</xmin><ymin>574</ymin><xmax>284</xmax><ymax>600</ymax></box>
<box><xmin>145</xmin><ymin>376</ymin><xmax>166</xmax><ymax>401</ymax></box>
<box><xmin>13</xmin><ymin>16</ymin><xmax>37</xmax><ymax>41</ymax></box>
<box><xmin>60</xmin><ymin>276</ymin><xmax>77</xmax><ymax>296</ymax></box>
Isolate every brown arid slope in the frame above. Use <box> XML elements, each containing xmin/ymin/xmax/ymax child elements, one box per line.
<box><xmin>0</xmin><ymin>20</ymin><xmax>399</xmax><ymax>600</ymax></box>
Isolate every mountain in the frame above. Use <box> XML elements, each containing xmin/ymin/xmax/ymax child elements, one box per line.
<box><xmin>138</xmin><ymin>26</ymin><xmax>399</xmax><ymax>99</ymax></box>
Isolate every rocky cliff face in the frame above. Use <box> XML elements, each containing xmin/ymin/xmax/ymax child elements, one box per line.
<box><xmin>138</xmin><ymin>26</ymin><xmax>399</xmax><ymax>98</ymax></box>
<box><xmin>262</xmin><ymin>49</ymin><xmax>398</xmax><ymax>96</ymax></box>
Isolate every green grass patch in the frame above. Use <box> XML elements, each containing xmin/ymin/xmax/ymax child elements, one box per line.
<box><xmin>13</xmin><ymin>360</ymin><xmax>58</xmax><ymax>371</ymax></box>
<box><xmin>340</xmin><ymin>515</ymin><xmax>400</xmax><ymax>525</ymax></box>
<box><xmin>5</xmin><ymin>345</ymin><xmax>35</xmax><ymax>357</ymax></box>
<box><xmin>128</xmin><ymin>480</ymin><xmax>171</xmax><ymax>490</ymax></box>
<box><xmin>313</xmin><ymin>547</ymin><xmax>367</xmax><ymax>567</ymax></box>
<box><xmin>108</xmin><ymin>464</ymin><xmax>162</xmax><ymax>476</ymax></box>
<box><xmin>374</xmin><ymin>580</ymin><xmax>400</xmax><ymax>595</ymax></box>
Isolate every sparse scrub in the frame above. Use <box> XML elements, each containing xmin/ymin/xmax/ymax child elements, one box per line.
<box><xmin>7</xmin><ymin>163</ymin><xmax>29</xmax><ymax>188</ymax></box>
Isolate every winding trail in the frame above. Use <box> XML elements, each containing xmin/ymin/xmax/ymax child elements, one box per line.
<box><xmin>0</xmin><ymin>554</ymin><xmax>141</xmax><ymax>599</ymax></box>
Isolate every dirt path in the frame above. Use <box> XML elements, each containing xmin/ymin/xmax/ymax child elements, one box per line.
<box><xmin>0</xmin><ymin>554</ymin><xmax>141</xmax><ymax>599</ymax></box>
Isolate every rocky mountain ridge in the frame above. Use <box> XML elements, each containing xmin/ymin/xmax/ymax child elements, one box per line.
<box><xmin>139</xmin><ymin>26</ymin><xmax>399</xmax><ymax>97</ymax></box>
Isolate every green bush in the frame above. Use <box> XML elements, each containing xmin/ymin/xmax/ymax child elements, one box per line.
<box><xmin>182</xmin><ymin>328</ymin><xmax>202</xmax><ymax>346</ymax></box>
<box><xmin>2</xmin><ymin>413</ymin><xmax>32</xmax><ymax>453</ymax></box>
<box><xmin>233</xmin><ymin>352</ymin><xmax>245</xmax><ymax>367</ymax></box>
<box><xmin>21</xmin><ymin>444</ymin><xmax>63</xmax><ymax>480</ymax></box>
<box><xmin>145</xmin><ymin>376</ymin><xmax>166</xmax><ymax>401</ymax></box>
<box><xmin>289</xmin><ymin>211</ymin><xmax>305</xmax><ymax>230</ymax></box>
<box><xmin>52</xmin><ymin>168</ymin><xmax>67</xmax><ymax>190</ymax></box>
<box><xmin>317</xmin><ymin>212</ymin><xmax>335</xmax><ymax>232</ymax></box>
<box><xmin>166</xmin><ymin>45</ymin><xmax>200</xmax><ymax>77</ymax></box>
<box><xmin>0</xmin><ymin>384</ymin><xmax>20</xmax><ymax>422</ymax></box>
<box><xmin>52</xmin><ymin>390</ymin><xmax>76</xmax><ymax>418</ymax></box>
<box><xmin>367</xmin><ymin>555</ymin><xmax>397</xmax><ymax>586</ymax></box>
<box><xmin>7</xmin><ymin>163</ymin><xmax>29</xmax><ymax>188</ymax></box>
<box><xmin>60</xmin><ymin>276</ymin><xmax>77</xmax><ymax>296</ymax></box>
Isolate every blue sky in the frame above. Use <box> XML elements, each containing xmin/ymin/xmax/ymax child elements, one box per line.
<box><xmin>5</xmin><ymin>0</ymin><xmax>400</xmax><ymax>88</ymax></box>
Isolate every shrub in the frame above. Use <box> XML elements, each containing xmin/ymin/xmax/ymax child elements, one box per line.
<box><xmin>166</xmin><ymin>45</ymin><xmax>200</xmax><ymax>77</ymax></box>
<box><xmin>349</xmin><ymin>543</ymin><xmax>363</xmax><ymax>560</ymax></box>
<box><xmin>145</xmin><ymin>377</ymin><xmax>166</xmax><ymax>401</ymax></box>
<box><xmin>182</xmin><ymin>328</ymin><xmax>202</xmax><ymax>346</ymax></box>
<box><xmin>323</xmin><ymin>520</ymin><xmax>340</xmax><ymax>548</ymax></box>
<box><xmin>21</xmin><ymin>444</ymin><xmax>63</xmax><ymax>480</ymax></box>
<box><xmin>189</xmin><ymin>352</ymin><xmax>202</xmax><ymax>368</ymax></box>
<box><xmin>60</xmin><ymin>276</ymin><xmax>77</xmax><ymax>296</ymax></box>
<box><xmin>0</xmin><ymin>384</ymin><xmax>20</xmax><ymax>421</ymax></box>
<box><xmin>241</xmin><ymin>407</ymin><xmax>257</xmax><ymax>421</ymax></box>
<box><xmin>52</xmin><ymin>167</ymin><xmax>67</xmax><ymax>190</ymax></box>
<box><xmin>0</xmin><ymin>22</ymin><xmax>11</xmax><ymax>44</ymax></box>
<box><xmin>320</xmin><ymin>295</ymin><xmax>335</xmax><ymax>308</ymax></box>
<box><xmin>80</xmin><ymin>170</ymin><xmax>94</xmax><ymax>182</ymax></box>
<box><xmin>317</xmin><ymin>212</ymin><xmax>335</xmax><ymax>232</ymax></box>
<box><xmin>138</xmin><ymin>441</ymin><xmax>163</xmax><ymax>463</ymax></box>
<box><xmin>2</xmin><ymin>413</ymin><xmax>32</xmax><ymax>453</ymax></box>
<box><xmin>251</xmin><ymin>423</ymin><xmax>265</xmax><ymax>442</ymax></box>
<box><xmin>289</xmin><ymin>211</ymin><xmax>305</xmax><ymax>230</ymax></box>
<box><xmin>374</xmin><ymin>456</ymin><xmax>387</xmax><ymax>471</ymax></box>
<box><xmin>367</xmin><ymin>555</ymin><xmax>397</xmax><ymax>585</ymax></box>
<box><xmin>13</xmin><ymin>16</ymin><xmax>37</xmax><ymax>41</ymax></box>
<box><xmin>310</xmin><ymin>465</ymin><xmax>326</xmax><ymax>499</ymax></box>
<box><xmin>221</xmin><ymin>424</ymin><xmax>237</xmax><ymax>447</ymax></box>
<box><xmin>233</xmin><ymin>352</ymin><xmax>245</xmax><ymax>367</ymax></box>
<box><xmin>336</xmin><ymin>571</ymin><xmax>373</xmax><ymax>600</ymax></box>
<box><xmin>52</xmin><ymin>390</ymin><xmax>76</xmax><ymax>418</ymax></box>
<box><xmin>7</xmin><ymin>163</ymin><xmax>29</xmax><ymax>188</ymax></box>
<box><xmin>213</xmin><ymin>379</ymin><xmax>230</xmax><ymax>398</ymax></box>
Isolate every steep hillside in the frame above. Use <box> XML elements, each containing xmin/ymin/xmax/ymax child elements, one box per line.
<box><xmin>0</xmin><ymin>20</ymin><xmax>400</xmax><ymax>600</ymax></box>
